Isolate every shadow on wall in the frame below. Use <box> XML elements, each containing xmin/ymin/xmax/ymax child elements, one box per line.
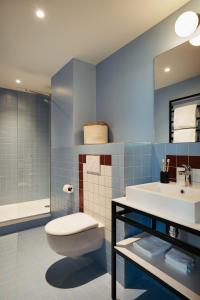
<box><xmin>45</xmin><ymin>255</ymin><xmax>106</xmax><ymax>289</ymax></box>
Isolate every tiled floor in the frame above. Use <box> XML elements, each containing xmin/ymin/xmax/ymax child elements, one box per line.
<box><xmin>0</xmin><ymin>199</ymin><xmax>50</xmax><ymax>225</ymax></box>
<box><xmin>0</xmin><ymin>226</ymin><xmax>180</xmax><ymax>300</ymax></box>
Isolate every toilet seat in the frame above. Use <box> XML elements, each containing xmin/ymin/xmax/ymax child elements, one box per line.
<box><xmin>45</xmin><ymin>213</ymin><xmax>98</xmax><ymax>236</ymax></box>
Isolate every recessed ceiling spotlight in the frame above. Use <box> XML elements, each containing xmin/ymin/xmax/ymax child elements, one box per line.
<box><xmin>189</xmin><ymin>34</ymin><xmax>200</xmax><ymax>46</ymax></box>
<box><xmin>164</xmin><ymin>67</ymin><xmax>171</xmax><ymax>73</ymax></box>
<box><xmin>36</xmin><ymin>9</ymin><xmax>45</xmax><ymax>19</ymax></box>
<box><xmin>175</xmin><ymin>11</ymin><xmax>199</xmax><ymax>38</ymax></box>
<box><xmin>16</xmin><ymin>79</ymin><xmax>21</xmax><ymax>84</ymax></box>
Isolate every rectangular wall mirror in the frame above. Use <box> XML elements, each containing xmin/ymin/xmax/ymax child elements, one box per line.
<box><xmin>154</xmin><ymin>41</ymin><xmax>200</xmax><ymax>143</ymax></box>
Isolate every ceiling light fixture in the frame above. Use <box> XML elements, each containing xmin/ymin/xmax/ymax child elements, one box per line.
<box><xmin>175</xmin><ymin>11</ymin><xmax>199</xmax><ymax>38</ymax></box>
<box><xmin>36</xmin><ymin>9</ymin><xmax>45</xmax><ymax>19</ymax></box>
<box><xmin>164</xmin><ymin>67</ymin><xmax>171</xmax><ymax>73</ymax></box>
<box><xmin>16</xmin><ymin>79</ymin><xmax>21</xmax><ymax>84</ymax></box>
<box><xmin>189</xmin><ymin>34</ymin><xmax>200</xmax><ymax>46</ymax></box>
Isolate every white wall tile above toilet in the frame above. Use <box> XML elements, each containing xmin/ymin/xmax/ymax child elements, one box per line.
<box><xmin>104</xmin><ymin>166</ymin><xmax>112</xmax><ymax>177</ymax></box>
<box><xmin>82</xmin><ymin>155</ymin><xmax>113</xmax><ymax>240</ymax></box>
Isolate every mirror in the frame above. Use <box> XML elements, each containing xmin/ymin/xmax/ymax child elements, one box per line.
<box><xmin>154</xmin><ymin>41</ymin><xmax>200</xmax><ymax>143</ymax></box>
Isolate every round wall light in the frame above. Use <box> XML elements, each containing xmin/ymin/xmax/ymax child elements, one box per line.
<box><xmin>175</xmin><ymin>11</ymin><xmax>199</xmax><ymax>38</ymax></box>
<box><xmin>189</xmin><ymin>34</ymin><xmax>200</xmax><ymax>46</ymax></box>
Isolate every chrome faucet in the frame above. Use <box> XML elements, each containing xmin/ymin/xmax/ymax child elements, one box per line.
<box><xmin>178</xmin><ymin>164</ymin><xmax>192</xmax><ymax>186</ymax></box>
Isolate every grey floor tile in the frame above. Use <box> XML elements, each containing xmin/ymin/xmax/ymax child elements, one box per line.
<box><xmin>0</xmin><ymin>226</ymin><xmax>180</xmax><ymax>300</ymax></box>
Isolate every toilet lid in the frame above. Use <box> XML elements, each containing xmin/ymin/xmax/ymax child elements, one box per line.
<box><xmin>45</xmin><ymin>213</ymin><xmax>98</xmax><ymax>236</ymax></box>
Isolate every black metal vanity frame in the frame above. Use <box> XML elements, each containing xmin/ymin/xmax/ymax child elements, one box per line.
<box><xmin>111</xmin><ymin>201</ymin><xmax>200</xmax><ymax>300</ymax></box>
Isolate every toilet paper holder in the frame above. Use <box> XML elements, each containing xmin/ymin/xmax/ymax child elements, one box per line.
<box><xmin>63</xmin><ymin>184</ymin><xmax>73</xmax><ymax>194</ymax></box>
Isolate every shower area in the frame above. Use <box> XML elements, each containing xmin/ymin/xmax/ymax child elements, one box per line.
<box><xmin>0</xmin><ymin>87</ymin><xmax>50</xmax><ymax>226</ymax></box>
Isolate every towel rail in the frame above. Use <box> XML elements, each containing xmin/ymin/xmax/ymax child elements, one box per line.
<box><xmin>169</xmin><ymin>93</ymin><xmax>200</xmax><ymax>143</ymax></box>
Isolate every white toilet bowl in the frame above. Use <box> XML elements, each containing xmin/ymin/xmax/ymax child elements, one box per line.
<box><xmin>45</xmin><ymin>213</ymin><xmax>104</xmax><ymax>257</ymax></box>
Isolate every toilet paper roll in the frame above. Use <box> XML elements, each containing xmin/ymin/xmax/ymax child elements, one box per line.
<box><xmin>63</xmin><ymin>184</ymin><xmax>73</xmax><ymax>194</ymax></box>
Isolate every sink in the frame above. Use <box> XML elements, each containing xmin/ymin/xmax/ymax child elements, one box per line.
<box><xmin>126</xmin><ymin>182</ymin><xmax>200</xmax><ymax>223</ymax></box>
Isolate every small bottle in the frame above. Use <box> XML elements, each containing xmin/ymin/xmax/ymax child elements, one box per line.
<box><xmin>169</xmin><ymin>226</ymin><xmax>178</xmax><ymax>238</ymax></box>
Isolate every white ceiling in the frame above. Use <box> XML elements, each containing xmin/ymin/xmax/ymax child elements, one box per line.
<box><xmin>155</xmin><ymin>41</ymin><xmax>200</xmax><ymax>90</ymax></box>
<box><xmin>0</xmin><ymin>0</ymin><xmax>189</xmax><ymax>94</ymax></box>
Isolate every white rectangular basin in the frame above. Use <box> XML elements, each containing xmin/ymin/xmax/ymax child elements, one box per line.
<box><xmin>126</xmin><ymin>182</ymin><xmax>200</xmax><ymax>223</ymax></box>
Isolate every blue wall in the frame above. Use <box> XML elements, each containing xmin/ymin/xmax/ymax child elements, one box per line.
<box><xmin>73</xmin><ymin>59</ymin><xmax>96</xmax><ymax>145</ymax></box>
<box><xmin>96</xmin><ymin>0</ymin><xmax>200</xmax><ymax>143</ymax></box>
<box><xmin>51</xmin><ymin>59</ymin><xmax>96</xmax><ymax>216</ymax></box>
<box><xmin>51</xmin><ymin>59</ymin><xmax>96</xmax><ymax>148</ymax></box>
<box><xmin>51</xmin><ymin>60</ymin><xmax>74</xmax><ymax>149</ymax></box>
<box><xmin>155</xmin><ymin>75</ymin><xmax>200</xmax><ymax>143</ymax></box>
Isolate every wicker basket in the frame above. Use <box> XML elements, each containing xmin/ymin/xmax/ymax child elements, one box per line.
<box><xmin>83</xmin><ymin>122</ymin><xmax>108</xmax><ymax>144</ymax></box>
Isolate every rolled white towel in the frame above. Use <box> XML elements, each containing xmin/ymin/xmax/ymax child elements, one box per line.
<box><xmin>133</xmin><ymin>235</ymin><xmax>171</xmax><ymax>259</ymax></box>
<box><xmin>174</xmin><ymin>104</ymin><xmax>197</xmax><ymax>130</ymax></box>
<box><xmin>173</xmin><ymin>128</ymin><xmax>196</xmax><ymax>143</ymax></box>
<box><xmin>165</xmin><ymin>248</ymin><xmax>194</xmax><ymax>274</ymax></box>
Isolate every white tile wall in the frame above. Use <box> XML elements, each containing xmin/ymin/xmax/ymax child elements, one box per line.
<box><xmin>83</xmin><ymin>162</ymin><xmax>112</xmax><ymax>242</ymax></box>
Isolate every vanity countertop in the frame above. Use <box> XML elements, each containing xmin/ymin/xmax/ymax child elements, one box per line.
<box><xmin>113</xmin><ymin>196</ymin><xmax>200</xmax><ymax>233</ymax></box>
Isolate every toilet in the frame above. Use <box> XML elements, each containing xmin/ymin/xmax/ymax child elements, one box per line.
<box><xmin>45</xmin><ymin>213</ymin><xmax>104</xmax><ymax>257</ymax></box>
